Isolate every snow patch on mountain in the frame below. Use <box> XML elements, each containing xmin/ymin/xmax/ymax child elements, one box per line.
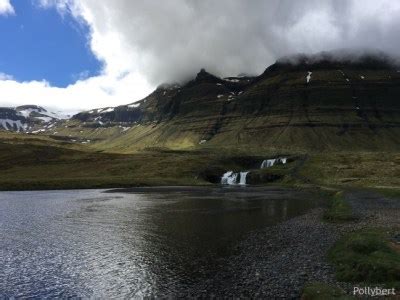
<box><xmin>100</xmin><ymin>107</ymin><xmax>114</xmax><ymax>113</ymax></box>
<box><xmin>128</xmin><ymin>103</ymin><xmax>140</xmax><ymax>108</ymax></box>
<box><xmin>17</xmin><ymin>106</ymin><xmax>70</xmax><ymax>121</ymax></box>
<box><xmin>0</xmin><ymin>119</ymin><xmax>27</xmax><ymax>132</ymax></box>
<box><xmin>36</xmin><ymin>116</ymin><xmax>53</xmax><ymax>123</ymax></box>
<box><xmin>306</xmin><ymin>71</ymin><xmax>312</xmax><ymax>83</ymax></box>
<box><xmin>0</xmin><ymin>105</ymin><xmax>71</xmax><ymax>133</ymax></box>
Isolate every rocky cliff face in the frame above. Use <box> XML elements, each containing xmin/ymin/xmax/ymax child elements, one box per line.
<box><xmin>68</xmin><ymin>54</ymin><xmax>400</xmax><ymax>152</ymax></box>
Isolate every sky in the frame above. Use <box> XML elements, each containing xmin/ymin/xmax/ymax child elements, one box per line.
<box><xmin>0</xmin><ymin>0</ymin><xmax>400</xmax><ymax>112</ymax></box>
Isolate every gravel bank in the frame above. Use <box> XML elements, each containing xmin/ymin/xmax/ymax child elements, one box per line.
<box><xmin>178</xmin><ymin>189</ymin><xmax>400</xmax><ymax>298</ymax></box>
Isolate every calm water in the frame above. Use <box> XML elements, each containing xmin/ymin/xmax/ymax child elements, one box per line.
<box><xmin>0</xmin><ymin>187</ymin><xmax>321</xmax><ymax>297</ymax></box>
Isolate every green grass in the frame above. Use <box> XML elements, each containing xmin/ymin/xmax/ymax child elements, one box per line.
<box><xmin>323</xmin><ymin>192</ymin><xmax>355</xmax><ymax>222</ymax></box>
<box><xmin>373</xmin><ymin>188</ymin><xmax>400</xmax><ymax>199</ymax></box>
<box><xmin>301</xmin><ymin>282</ymin><xmax>353</xmax><ymax>299</ymax></box>
<box><xmin>1</xmin><ymin>129</ymin><xmax>400</xmax><ymax>191</ymax></box>
<box><xmin>329</xmin><ymin>229</ymin><xmax>400</xmax><ymax>287</ymax></box>
<box><xmin>0</xmin><ymin>131</ymin><xmax>306</xmax><ymax>190</ymax></box>
<box><xmin>299</xmin><ymin>151</ymin><xmax>400</xmax><ymax>188</ymax></box>
<box><xmin>0</xmin><ymin>139</ymin><xmax>281</xmax><ymax>190</ymax></box>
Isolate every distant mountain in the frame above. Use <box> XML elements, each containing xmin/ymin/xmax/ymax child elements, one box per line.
<box><xmin>3</xmin><ymin>52</ymin><xmax>400</xmax><ymax>152</ymax></box>
<box><xmin>65</xmin><ymin>54</ymin><xmax>400</xmax><ymax>152</ymax></box>
<box><xmin>72</xmin><ymin>69</ymin><xmax>254</xmax><ymax>125</ymax></box>
<box><xmin>0</xmin><ymin>105</ymin><xmax>70</xmax><ymax>133</ymax></box>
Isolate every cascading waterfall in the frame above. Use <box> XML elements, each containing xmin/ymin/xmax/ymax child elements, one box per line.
<box><xmin>221</xmin><ymin>171</ymin><xmax>238</xmax><ymax>185</ymax></box>
<box><xmin>239</xmin><ymin>172</ymin><xmax>249</xmax><ymax>185</ymax></box>
<box><xmin>260</xmin><ymin>157</ymin><xmax>287</xmax><ymax>169</ymax></box>
<box><xmin>221</xmin><ymin>171</ymin><xmax>249</xmax><ymax>185</ymax></box>
<box><xmin>261</xmin><ymin>159</ymin><xmax>276</xmax><ymax>168</ymax></box>
<box><xmin>221</xmin><ymin>157</ymin><xmax>288</xmax><ymax>185</ymax></box>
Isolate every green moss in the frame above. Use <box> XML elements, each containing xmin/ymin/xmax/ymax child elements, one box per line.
<box><xmin>301</xmin><ymin>282</ymin><xmax>353</xmax><ymax>299</ymax></box>
<box><xmin>329</xmin><ymin>229</ymin><xmax>400</xmax><ymax>286</ymax></box>
<box><xmin>323</xmin><ymin>192</ymin><xmax>355</xmax><ymax>222</ymax></box>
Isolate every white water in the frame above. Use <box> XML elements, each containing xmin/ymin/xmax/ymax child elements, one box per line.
<box><xmin>239</xmin><ymin>172</ymin><xmax>249</xmax><ymax>185</ymax></box>
<box><xmin>261</xmin><ymin>159</ymin><xmax>276</xmax><ymax>168</ymax></box>
<box><xmin>221</xmin><ymin>171</ymin><xmax>249</xmax><ymax>185</ymax></box>
<box><xmin>260</xmin><ymin>157</ymin><xmax>287</xmax><ymax>169</ymax></box>
<box><xmin>221</xmin><ymin>171</ymin><xmax>238</xmax><ymax>185</ymax></box>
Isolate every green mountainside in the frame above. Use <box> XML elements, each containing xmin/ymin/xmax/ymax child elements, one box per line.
<box><xmin>0</xmin><ymin>53</ymin><xmax>399</xmax><ymax>190</ymax></box>
<box><xmin>59</xmin><ymin>55</ymin><xmax>400</xmax><ymax>153</ymax></box>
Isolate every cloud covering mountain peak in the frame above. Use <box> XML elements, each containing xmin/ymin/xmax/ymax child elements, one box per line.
<box><xmin>46</xmin><ymin>0</ymin><xmax>400</xmax><ymax>83</ymax></box>
<box><xmin>2</xmin><ymin>0</ymin><xmax>400</xmax><ymax>111</ymax></box>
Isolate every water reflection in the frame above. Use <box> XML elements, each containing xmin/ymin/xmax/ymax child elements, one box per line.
<box><xmin>0</xmin><ymin>187</ymin><xmax>321</xmax><ymax>297</ymax></box>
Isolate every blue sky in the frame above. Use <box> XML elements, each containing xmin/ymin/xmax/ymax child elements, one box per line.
<box><xmin>0</xmin><ymin>0</ymin><xmax>101</xmax><ymax>87</ymax></box>
<box><xmin>0</xmin><ymin>0</ymin><xmax>398</xmax><ymax>111</ymax></box>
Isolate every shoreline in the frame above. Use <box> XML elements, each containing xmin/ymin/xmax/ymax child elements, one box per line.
<box><xmin>0</xmin><ymin>186</ymin><xmax>398</xmax><ymax>297</ymax></box>
<box><xmin>168</xmin><ymin>189</ymin><xmax>400</xmax><ymax>298</ymax></box>
<box><xmin>0</xmin><ymin>183</ymin><xmax>317</xmax><ymax>193</ymax></box>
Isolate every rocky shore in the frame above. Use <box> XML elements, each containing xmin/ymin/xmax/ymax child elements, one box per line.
<box><xmin>177</xmin><ymin>189</ymin><xmax>400</xmax><ymax>298</ymax></box>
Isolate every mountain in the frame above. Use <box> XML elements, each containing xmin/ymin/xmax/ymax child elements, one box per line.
<box><xmin>1</xmin><ymin>53</ymin><xmax>399</xmax><ymax>190</ymax></box>
<box><xmin>0</xmin><ymin>105</ymin><xmax>70</xmax><ymax>133</ymax></box>
<box><xmin>58</xmin><ymin>54</ymin><xmax>400</xmax><ymax>153</ymax></box>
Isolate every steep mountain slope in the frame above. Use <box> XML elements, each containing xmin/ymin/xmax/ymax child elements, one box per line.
<box><xmin>0</xmin><ymin>105</ymin><xmax>70</xmax><ymax>133</ymax></box>
<box><xmin>56</xmin><ymin>55</ymin><xmax>400</xmax><ymax>153</ymax></box>
<box><xmin>1</xmin><ymin>53</ymin><xmax>399</xmax><ymax>190</ymax></box>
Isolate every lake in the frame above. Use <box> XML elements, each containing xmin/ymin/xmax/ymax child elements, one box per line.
<box><xmin>0</xmin><ymin>186</ymin><xmax>322</xmax><ymax>297</ymax></box>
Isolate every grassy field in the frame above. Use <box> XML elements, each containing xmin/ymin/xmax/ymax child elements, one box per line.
<box><xmin>329</xmin><ymin>229</ymin><xmax>400</xmax><ymax>288</ymax></box>
<box><xmin>0</xmin><ymin>133</ymin><xmax>273</xmax><ymax>190</ymax></box>
<box><xmin>0</xmin><ymin>129</ymin><xmax>399</xmax><ymax>191</ymax></box>
<box><xmin>299</xmin><ymin>151</ymin><xmax>400</xmax><ymax>188</ymax></box>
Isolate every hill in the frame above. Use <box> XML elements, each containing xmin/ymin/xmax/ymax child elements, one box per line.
<box><xmin>0</xmin><ymin>53</ymin><xmax>399</xmax><ymax>190</ymax></box>
<box><xmin>0</xmin><ymin>105</ymin><xmax>70</xmax><ymax>133</ymax></box>
<box><xmin>51</xmin><ymin>54</ymin><xmax>400</xmax><ymax>153</ymax></box>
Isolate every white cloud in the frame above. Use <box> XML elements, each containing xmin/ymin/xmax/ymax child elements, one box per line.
<box><xmin>0</xmin><ymin>0</ymin><xmax>154</xmax><ymax>112</ymax></box>
<box><xmin>0</xmin><ymin>72</ymin><xmax>14</xmax><ymax>80</ymax></box>
<box><xmin>0</xmin><ymin>73</ymin><xmax>152</xmax><ymax>113</ymax></box>
<box><xmin>0</xmin><ymin>0</ymin><xmax>14</xmax><ymax>15</ymax></box>
<box><xmin>2</xmin><ymin>0</ymin><xmax>400</xmax><ymax>112</ymax></box>
<box><xmin>42</xmin><ymin>0</ymin><xmax>400</xmax><ymax>84</ymax></box>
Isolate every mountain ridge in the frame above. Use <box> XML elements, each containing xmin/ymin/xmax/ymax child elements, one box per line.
<box><xmin>0</xmin><ymin>105</ymin><xmax>70</xmax><ymax>133</ymax></box>
<box><xmin>0</xmin><ymin>53</ymin><xmax>399</xmax><ymax>190</ymax></box>
<box><xmin>61</xmin><ymin>55</ymin><xmax>400</xmax><ymax>152</ymax></box>
<box><xmin>1</xmin><ymin>53</ymin><xmax>400</xmax><ymax>152</ymax></box>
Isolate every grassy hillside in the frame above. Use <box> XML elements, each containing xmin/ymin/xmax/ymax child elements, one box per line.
<box><xmin>46</xmin><ymin>60</ymin><xmax>400</xmax><ymax>154</ymax></box>
<box><xmin>0</xmin><ymin>130</ymin><xmax>399</xmax><ymax>190</ymax></box>
<box><xmin>1</xmin><ymin>57</ymin><xmax>400</xmax><ymax>190</ymax></box>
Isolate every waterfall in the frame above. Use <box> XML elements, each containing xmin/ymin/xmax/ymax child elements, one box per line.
<box><xmin>260</xmin><ymin>157</ymin><xmax>288</xmax><ymax>169</ymax></box>
<box><xmin>221</xmin><ymin>171</ymin><xmax>238</xmax><ymax>185</ymax></box>
<box><xmin>260</xmin><ymin>159</ymin><xmax>276</xmax><ymax>169</ymax></box>
<box><xmin>221</xmin><ymin>171</ymin><xmax>249</xmax><ymax>185</ymax></box>
<box><xmin>239</xmin><ymin>172</ymin><xmax>249</xmax><ymax>185</ymax></box>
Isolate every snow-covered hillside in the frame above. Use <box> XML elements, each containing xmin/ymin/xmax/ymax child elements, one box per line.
<box><xmin>0</xmin><ymin>105</ymin><xmax>71</xmax><ymax>133</ymax></box>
